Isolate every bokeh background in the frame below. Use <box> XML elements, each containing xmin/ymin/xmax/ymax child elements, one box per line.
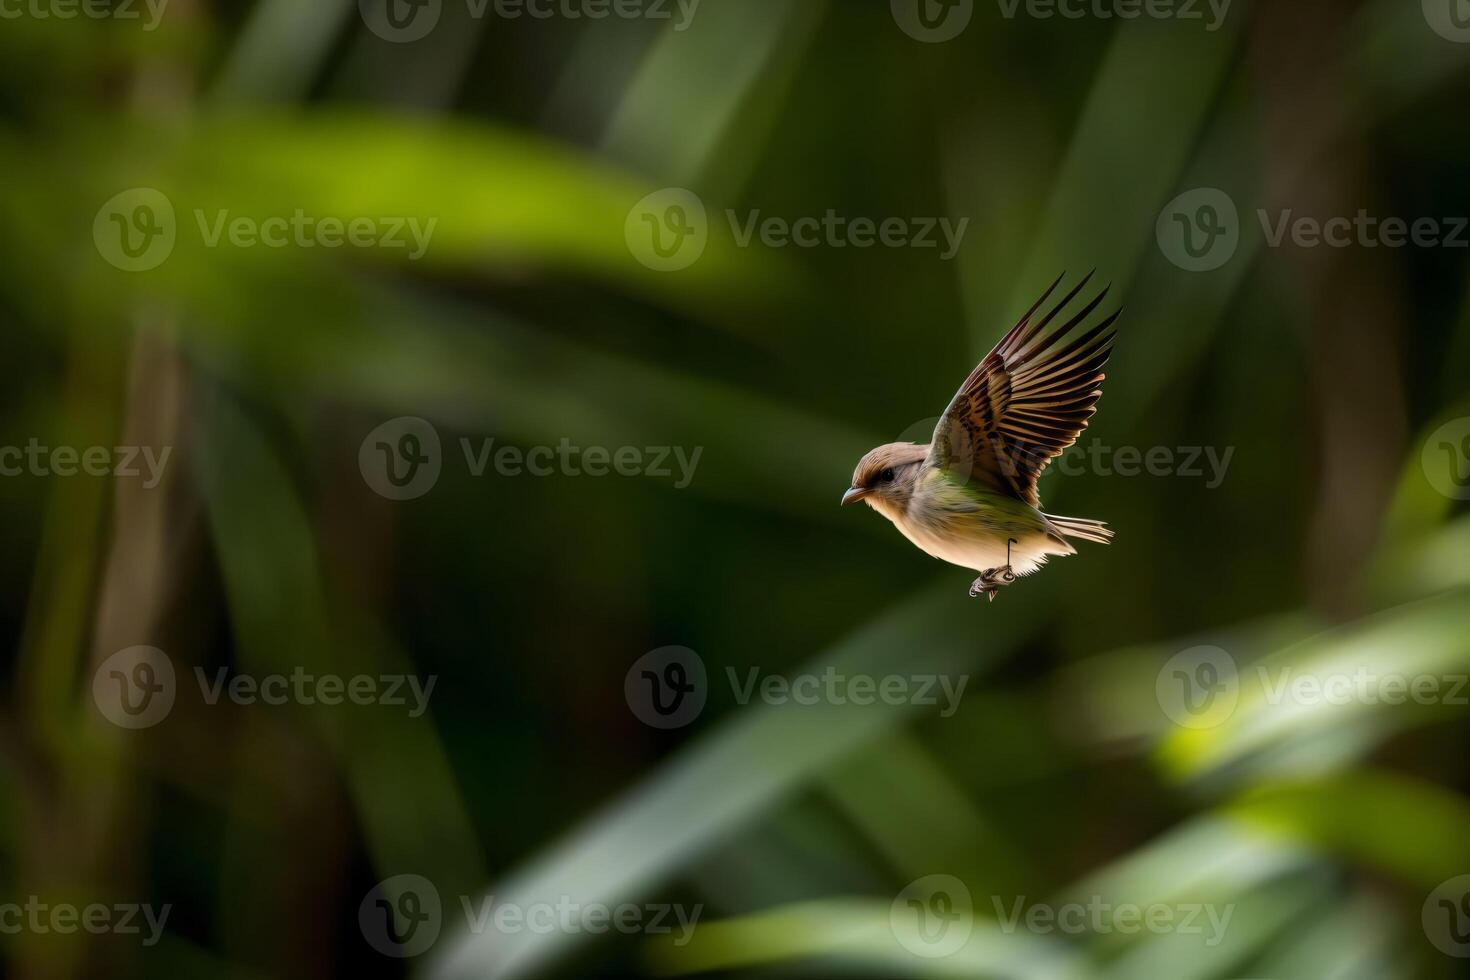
<box><xmin>5</xmin><ymin>0</ymin><xmax>1470</xmax><ymax>976</ymax></box>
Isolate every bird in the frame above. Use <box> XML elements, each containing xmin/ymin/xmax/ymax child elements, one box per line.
<box><xmin>841</xmin><ymin>273</ymin><xmax>1120</xmax><ymax>602</ymax></box>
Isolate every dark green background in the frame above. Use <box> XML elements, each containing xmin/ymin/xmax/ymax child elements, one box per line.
<box><xmin>4</xmin><ymin>0</ymin><xmax>1470</xmax><ymax>976</ymax></box>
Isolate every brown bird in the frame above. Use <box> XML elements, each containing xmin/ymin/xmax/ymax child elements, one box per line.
<box><xmin>842</xmin><ymin>273</ymin><xmax>1120</xmax><ymax>601</ymax></box>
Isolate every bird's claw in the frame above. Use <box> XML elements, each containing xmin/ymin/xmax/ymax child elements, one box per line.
<box><xmin>969</xmin><ymin>565</ymin><xmax>1015</xmax><ymax>601</ymax></box>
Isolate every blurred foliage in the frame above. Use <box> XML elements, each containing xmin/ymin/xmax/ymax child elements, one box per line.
<box><xmin>3</xmin><ymin>0</ymin><xmax>1470</xmax><ymax>978</ymax></box>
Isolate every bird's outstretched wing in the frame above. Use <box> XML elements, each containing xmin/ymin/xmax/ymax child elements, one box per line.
<box><xmin>927</xmin><ymin>272</ymin><xmax>1120</xmax><ymax>507</ymax></box>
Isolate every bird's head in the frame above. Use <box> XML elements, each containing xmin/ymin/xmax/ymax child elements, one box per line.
<box><xmin>842</xmin><ymin>442</ymin><xmax>929</xmax><ymax>513</ymax></box>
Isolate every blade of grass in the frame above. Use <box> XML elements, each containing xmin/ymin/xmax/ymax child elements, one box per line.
<box><xmin>428</xmin><ymin>582</ymin><xmax>1047</xmax><ymax>979</ymax></box>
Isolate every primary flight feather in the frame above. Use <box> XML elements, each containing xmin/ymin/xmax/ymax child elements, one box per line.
<box><xmin>842</xmin><ymin>272</ymin><xmax>1120</xmax><ymax>601</ymax></box>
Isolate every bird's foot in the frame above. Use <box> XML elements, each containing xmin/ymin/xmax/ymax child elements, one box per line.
<box><xmin>968</xmin><ymin>565</ymin><xmax>1016</xmax><ymax>601</ymax></box>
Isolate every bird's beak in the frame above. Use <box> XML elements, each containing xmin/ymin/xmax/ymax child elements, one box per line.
<box><xmin>841</xmin><ymin>486</ymin><xmax>871</xmax><ymax>506</ymax></box>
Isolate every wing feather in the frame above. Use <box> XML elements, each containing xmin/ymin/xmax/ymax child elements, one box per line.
<box><xmin>927</xmin><ymin>273</ymin><xmax>1121</xmax><ymax>506</ymax></box>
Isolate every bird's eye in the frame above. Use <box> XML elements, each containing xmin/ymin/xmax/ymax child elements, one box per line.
<box><xmin>879</xmin><ymin>468</ymin><xmax>895</xmax><ymax>483</ymax></box>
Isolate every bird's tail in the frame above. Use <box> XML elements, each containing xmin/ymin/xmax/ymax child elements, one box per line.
<box><xmin>1045</xmin><ymin>513</ymin><xmax>1114</xmax><ymax>545</ymax></box>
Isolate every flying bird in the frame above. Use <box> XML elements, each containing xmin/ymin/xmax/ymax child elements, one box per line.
<box><xmin>842</xmin><ymin>273</ymin><xmax>1120</xmax><ymax>601</ymax></box>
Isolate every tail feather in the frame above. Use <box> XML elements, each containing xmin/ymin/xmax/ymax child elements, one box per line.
<box><xmin>1045</xmin><ymin>514</ymin><xmax>1113</xmax><ymax>545</ymax></box>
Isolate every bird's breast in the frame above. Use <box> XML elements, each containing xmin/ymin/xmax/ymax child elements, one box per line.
<box><xmin>881</xmin><ymin>481</ymin><xmax>1054</xmax><ymax>575</ymax></box>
